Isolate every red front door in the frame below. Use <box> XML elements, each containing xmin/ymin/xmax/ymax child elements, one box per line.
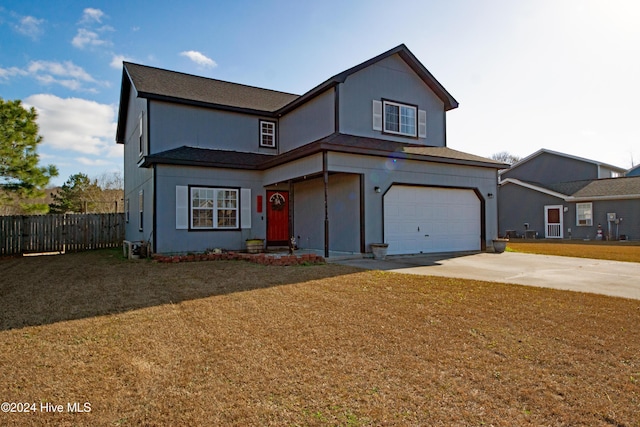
<box><xmin>267</xmin><ymin>190</ymin><xmax>289</xmax><ymax>245</ymax></box>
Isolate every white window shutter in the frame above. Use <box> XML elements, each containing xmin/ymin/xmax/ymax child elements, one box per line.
<box><xmin>418</xmin><ymin>110</ymin><xmax>427</xmax><ymax>138</ymax></box>
<box><xmin>176</xmin><ymin>186</ymin><xmax>188</xmax><ymax>229</ymax></box>
<box><xmin>240</xmin><ymin>188</ymin><xmax>251</xmax><ymax>229</ymax></box>
<box><xmin>372</xmin><ymin>100</ymin><xmax>382</xmax><ymax>131</ymax></box>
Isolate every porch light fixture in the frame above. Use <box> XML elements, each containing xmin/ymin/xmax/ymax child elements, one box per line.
<box><xmin>374</xmin><ymin>186</ymin><xmax>381</xmax><ymax>193</ymax></box>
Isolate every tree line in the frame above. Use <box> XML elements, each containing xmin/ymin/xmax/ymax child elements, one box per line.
<box><xmin>1</xmin><ymin>97</ymin><xmax>122</xmax><ymax>215</ymax></box>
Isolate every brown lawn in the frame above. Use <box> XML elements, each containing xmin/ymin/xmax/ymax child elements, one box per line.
<box><xmin>507</xmin><ymin>240</ymin><xmax>640</xmax><ymax>263</ymax></box>
<box><xmin>1</xmin><ymin>249</ymin><xmax>639</xmax><ymax>426</ymax></box>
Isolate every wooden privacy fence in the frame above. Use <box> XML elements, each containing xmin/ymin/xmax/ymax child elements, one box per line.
<box><xmin>0</xmin><ymin>213</ymin><xmax>125</xmax><ymax>256</ymax></box>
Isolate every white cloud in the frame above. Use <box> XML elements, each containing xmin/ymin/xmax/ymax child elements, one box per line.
<box><xmin>110</xmin><ymin>54</ymin><xmax>133</xmax><ymax>69</ymax></box>
<box><xmin>24</xmin><ymin>94</ymin><xmax>119</xmax><ymax>159</ymax></box>
<box><xmin>72</xmin><ymin>28</ymin><xmax>109</xmax><ymax>49</ymax></box>
<box><xmin>0</xmin><ymin>66</ymin><xmax>27</xmax><ymax>80</ymax></box>
<box><xmin>80</xmin><ymin>8</ymin><xmax>105</xmax><ymax>24</ymax></box>
<box><xmin>75</xmin><ymin>157</ymin><xmax>113</xmax><ymax>166</ymax></box>
<box><xmin>15</xmin><ymin>15</ymin><xmax>44</xmax><ymax>39</ymax></box>
<box><xmin>180</xmin><ymin>51</ymin><xmax>217</xmax><ymax>68</ymax></box>
<box><xmin>24</xmin><ymin>60</ymin><xmax>104</xmax><ymax>92</ymax></box>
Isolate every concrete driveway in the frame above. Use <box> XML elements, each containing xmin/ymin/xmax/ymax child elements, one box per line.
<box><xmin>331</xmin><ymin>252</ymin><xmax>640</xmax><ymax>300</ymax></box>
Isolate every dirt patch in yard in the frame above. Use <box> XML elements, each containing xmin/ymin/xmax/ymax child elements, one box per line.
<box><xmin>1</xmin><ymin>250</ymin><xmax>639</xmax><ymax>426</ymax></box>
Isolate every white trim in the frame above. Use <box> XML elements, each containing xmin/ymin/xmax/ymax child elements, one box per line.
<box><xmin>259</xmin><ymin>120</ymin><xmax>276</xmax><ymax>148</ymax></box>
<box><xmin>190</xmin><ymin>187</ymin><xmax>239</xmax><ymax>229</ymax></box>
<box><xmin>383</xmin><ymin>100</ymin><xmax>417</xmax><ymax>137</ymax></box>
<box><xmin>544</xmin><ymin>205</ymin><xmax>563</xmax><ymax>238</ymax></box>
<box><xmin>500</xmin><ymin>178</ymin><xmax>568</xmax><ymax>199</ymax></box>
<box><xmin>568</xmin><ymin>194</ymin><xmax>640</xmax><ymax>202</ymax></box>
<box><xmin>576</xmin><ymin>202</ymin><xmax>593</xmax><ymax>226</ymax></box>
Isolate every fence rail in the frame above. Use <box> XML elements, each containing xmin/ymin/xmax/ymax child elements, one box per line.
<box><xmin>0</xmin><ymin>213</ymin><xmax>125</xmax><ymax>256</ymax></box>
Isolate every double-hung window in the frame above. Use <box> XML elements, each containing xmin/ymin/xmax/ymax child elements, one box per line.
<box><xmin>576</xmin><ymin>202</ymin><xmax>593</xmax><ymax>226</ymax></box>
<box><xmin>260</xmin><ymin>120</ymin><xmax>276</xmax><ymax>148</ymax></box>
<box><xmin>191</xmin><ymin>187</ymin><xmax>238</xmax><ymax>229</ymax></box>
<box><xmin>383</xmin><ymin>100</ymin><xmax>417</xmax><ymax>137</ymax></box>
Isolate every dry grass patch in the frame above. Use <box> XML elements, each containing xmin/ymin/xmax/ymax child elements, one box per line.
<box><xmin>507</xmin><ymin>240</ymin><xmax>640</xmax><ymax>263</ymax></box>
<box><xmin>1</xmin><ymin>250</ymin><xmax>639</xmax><ymax>426</ymax></box>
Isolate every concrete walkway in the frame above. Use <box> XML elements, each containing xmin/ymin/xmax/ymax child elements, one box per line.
<box><xmin>330</xmin><ymin>252</ymin><xmax>640</xmax><ymax>300</ymax></box>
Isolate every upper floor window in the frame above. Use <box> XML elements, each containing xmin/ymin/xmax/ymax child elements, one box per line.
<box><xmin>576</xmin><ymin>202</ymin><xmax>593</xmax><ymax>226</ymax></box>
<box><xmin>260</xmin><ymin>120</ymin><xmax>276</xmax><ymax>148</ymax></box>
<box><xmin>384</xmin><ymin>100</ymin><xmax>417</xmax><ymax>137</ymax></box>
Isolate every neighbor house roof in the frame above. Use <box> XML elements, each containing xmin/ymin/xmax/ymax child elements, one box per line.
<box><xmin>500</xmin><ymin>176</ymin><xmax>640</xmax><ymax>201</ymax></box>
<box><xmin>116</xmin><ymin>44</ymin><xmax>458</xmax><ymax>144</ymax></box>
<box><xmin>143</xmin><ymin>133</ymin><xmax>506</xmax><ymax>170</ymax></box>
<box><xmin>501</xmin><ymin>148</ymin><xmax>627</xmax><ymax>176</ymax></box>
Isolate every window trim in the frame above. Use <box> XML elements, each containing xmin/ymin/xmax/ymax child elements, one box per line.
<box><xmin>125</xmin><ymin>198</ymin><xmax>130</xmax><ymax>223</ymax></box>
<box><xmin>576</xmin><ymin>202</ymin><xmax>593</xmax><ymax>226</ymax></box>
<box><xmin>382</xmin><ymin>99</ymin><xmax>418</xmax><ymax>138</ymax></box>
<box><xmin>259</xmin><ymin>120</ymin><xmax>277</xmax><ymax>148</ymax></box>
<box><xmin>138</xmin><ymin>190</ymin><xmax>144</xmax><ymax>231</ymax></box>
<box><xmin>189</xmin><ymin>186</ymin><xmax>240</xmax><ymax>231</ymax></box>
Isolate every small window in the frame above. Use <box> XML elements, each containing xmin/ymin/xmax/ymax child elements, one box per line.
<box><xmin>138</xmin><ymin>190</ymin><xmax>144</xmax><ymax>231</ymax></box>
<box><xmin>139</xmin><ymin>115</ymin><xmax>144</xmax><ymax>157</ymax></box>
<box><xmin>577</xmin><ymin>202</ymin><xmax>593</xmax><ymax>226</ymax></box>
<box><xmin>260</xmin><ymin>120</ymin><xmax>276</xmax><ymax>148</ymax></box>
<box><xmin>383</xmin><ymin>100</ymin><xmax>417</xmax><ymax>137</ymax></box>
<box><xmin>125</xmin><ymin>198</ymin><xmax>130</xmax><ymax>223</ymax></box>
<box><xmin>190</xmin><ymin>187</ymin><xmax>239</xmax><ymax>229</ymax></box>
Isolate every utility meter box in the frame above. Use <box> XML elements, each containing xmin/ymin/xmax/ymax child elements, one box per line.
<box><xmin>607</xmin><ymin>213</ymin><xmax>617</xmax><ymax>221</ymax></box>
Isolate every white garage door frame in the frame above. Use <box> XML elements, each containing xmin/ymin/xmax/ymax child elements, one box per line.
<box><xmin>382</xmin><ymin>183</ymin><xmax>486</xmax><ymax>255</ymax></box>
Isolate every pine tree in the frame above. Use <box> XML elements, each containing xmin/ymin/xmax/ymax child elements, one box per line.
<box><xmin>0</xmin><ymin>98</ymin><xmax>58</xmax><ymax>213</ymax></box>
<box><xmin>49</xmin><ymin>173</ymin><xmax>100</xmax><ymax>214</ymax></box>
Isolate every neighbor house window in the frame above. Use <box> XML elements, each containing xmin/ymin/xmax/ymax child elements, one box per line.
<box><xmin>260</xmin><ymin>120</ymin><xmax>276</xmax><ymax>148</ymax></box>
<box><xmin>383</xmin><ymin>100</ymin><xmax>417</xmax><ymax>137</ymax></box>
<box><xmin>138</xmin><ymin>115</ymin><xmax>144</xmax><ymax>157</ymax></box>
<box><xmin>576</xmin><ymin>202</ymin><xmax>593</xmax><ymax>226</ymax></box>
<box><xmin>190</xmin><ymin>187</ymin><xmax>238</xmax><ymax>229</ymax></box>
<box><xmin>138</xmin><ymin>191</ymin><xmax>144</xmax><ymax>231</ymax></box>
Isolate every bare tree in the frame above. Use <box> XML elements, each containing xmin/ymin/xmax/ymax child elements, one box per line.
<box><xmin>491</xmin><ymin>151</ymin><xmax>521</xmax><ymax>165</ymax></box>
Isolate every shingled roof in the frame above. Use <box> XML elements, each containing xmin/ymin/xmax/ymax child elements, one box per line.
<box><xmin>123</xmin><ymin>62</ymin><xmax>299</xmax><ymax>113</ymax></box>
<box><xmin>143</xmin><ymin>133</ymin><xmax>506</xmax><ymax>170</ymax></box>
<box><xmin>501</xmin><ymin>176</ymin><xmax>640</xmax><ymax>200</ymax></box>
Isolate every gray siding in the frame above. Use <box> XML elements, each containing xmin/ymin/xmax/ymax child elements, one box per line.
<box><xmin>567</xmin><ymin>199</ymin><xmax>640</xmax><ymax>241</ymax></box>
<box><xmin>279</xmin><ymin>89</ymin><xmax>335</xmax><ymax>152</ymax></box>
<box><xmin>503</xmin><ymin>152</ymin><xmax>598</xmax><ymax>184</ymax></box>
<box><xmin>339</xmin><ymin>54</ymin><xmax>446</xmax><ymax>146</ymax></box>
<box><xmin>154</xmin><ymin>164</ymin><xmax>265</xmax><ymax>254</ymax></box>
<box><xmin>293</xmin><ymin>174</ymin><xmax>360</xmax><ymax>253</ymax></box>
<box><xmin>498</xmin><ymin>183</ymin><xmax>564</xmax><ymax>238</ymax></box>
<box><xmin>328</xmin><ymin>152</ymin><xmax>499</xmax><ymax>250</ymax></box>
<box><xmin>149</xmin><ymin>101</ymin><xmax>278</xmax><ymax>155</ymax></box>
<box><xmin>123</xmin><ymin>88</ymin><xmax>153</xmax><ymax>243</ymax></box>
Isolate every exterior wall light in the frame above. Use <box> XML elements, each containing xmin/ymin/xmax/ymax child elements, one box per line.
<box><xmin>374</xmin><ymin>186</ymin><xmax>381</xmax><ymax>193</ymax></box>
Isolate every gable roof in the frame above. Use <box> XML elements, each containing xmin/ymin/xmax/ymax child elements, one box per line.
<box><xmin>501</xmin><ymin>148</ymin><xmax>627</xmax><ymax>176</ymax></box>
<box><xmin>143</xmin><ymin>133</ymin><xmax>506</xmax><ymax>170</ymax></box>
<box><xmin>116</xmin><ymin>44</ymin><xmax>458</xmax><ymax>143</ymax></box>
<box><xmin>500</xmin><ymin>176</ymin><xmax>640</xmax><ymax>201</ymax></box>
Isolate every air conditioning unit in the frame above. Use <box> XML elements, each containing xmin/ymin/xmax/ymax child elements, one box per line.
<box><xmin>607</xmin><ymin>213</ymin><xmax>617</xmax><ymax>221</ymax></box>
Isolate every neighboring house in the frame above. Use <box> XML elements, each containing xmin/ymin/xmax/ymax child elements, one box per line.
<box><xmin>499</xmin><ymin>149</ymin><xmax>640</xmax><ymax>240</ymax></box>
<box><xmin>626</xmin><ymin>164</ymin><xmax>640</xmax><ymax>177</ymax></box>
<box><xmin>116</xmin><ymin>44</ymin><xmax>505</xmax><ymax>256</ymax></box>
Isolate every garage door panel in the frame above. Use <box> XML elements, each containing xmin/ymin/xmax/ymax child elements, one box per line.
<box><xmin>384</xmin><ymin>186</ymin><xmax>480</xmax><ymax>255</ymax></box>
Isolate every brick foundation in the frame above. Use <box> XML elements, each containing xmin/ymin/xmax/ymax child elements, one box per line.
<box><xmin>151</xmin><ymin>251</ymin><xmax>325</xmax><ymax>266</ymax></box>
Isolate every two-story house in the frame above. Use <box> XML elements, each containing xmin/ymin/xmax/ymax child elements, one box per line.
<box><xmin>116</xmin><ymin>44</ymin><xmax>505</xmax><ymax>256</ymax></box>
<box><xmin>499</xmin><ymin>149</ymin><xmax>640</xmax><ymax>240</ymax></box>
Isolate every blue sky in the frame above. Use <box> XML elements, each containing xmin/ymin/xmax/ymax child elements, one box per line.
<box><xmin>1</xmin><ymin>0</ymin><xmax>639</xmax><ymax>186</ymax></box>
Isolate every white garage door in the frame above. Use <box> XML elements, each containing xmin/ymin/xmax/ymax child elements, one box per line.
<box><xmin>384</xmin><ymin>186</ymin><xmax>481</xmax><ymax>255</ymax></box>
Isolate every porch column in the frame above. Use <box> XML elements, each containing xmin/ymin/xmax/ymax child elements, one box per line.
<box><xmin>323</xmin><ymin>151</ymin><xmax>329</xmax><ymax>258</ymax></box>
